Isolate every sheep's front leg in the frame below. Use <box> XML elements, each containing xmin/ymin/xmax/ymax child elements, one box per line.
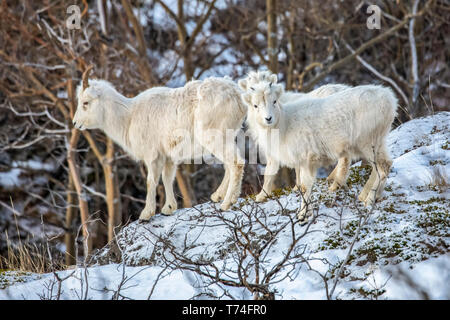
<box><xmin>161</xmin><ymin>160</ymin><xmax>177</xmax><ymax>215</ymax></box>
<box><xmin>255</xmin><ymin>158</ymin><xmax>279</xmax><ymax>202</ymax></box>
<box><xmin>297</xmin><ymin>165</ymin><xmax>317</xmax><ymax>223</ymax></box>
<box><xmin>221</xmin><ymin>161</ymin><xmax>244</xmax><ymax>211</ymax></box>
<box><xmin>197</xmin><ymin>131</ymin><xmax>244</xmax><ymax>211</ymax></box>
<box><xmin>211</xmin><ymin>163</ymin><xmax>229</xmax><ymax>202</ymax></box>
<box><xmin>139</xmin><ymin>159</ymin><xmax>163</xmax><ymax>222</ymax></box>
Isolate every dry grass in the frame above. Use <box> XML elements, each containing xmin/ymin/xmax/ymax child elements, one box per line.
<box><xmin>0</xmin><ymin>232</ymin><xmax>66</xmax><ymax>274</ymax></box>
<box><xmin>0</xmin><ymin>198</ymin><xmax>67</xmax><ymax>274</ymax></box>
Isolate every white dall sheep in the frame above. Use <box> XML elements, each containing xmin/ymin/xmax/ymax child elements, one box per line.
<box><xmin>73</xmin><ymin>68</ymin><xmax>246</xmax><ymax>221</ymax></box>
<box><xmin>238</xmin><ymin>70</ymin><xmax>350</xmax><ymax>103</ymax></box>
<box><xmin>242</xmin><ymin>81</ymin><xmax>397</xmax><ymax>222</ymax></box>
<box><xmin>238</xmin><ymin>71</ymin><xmax>351</xmax><ymax>191</ymax></box>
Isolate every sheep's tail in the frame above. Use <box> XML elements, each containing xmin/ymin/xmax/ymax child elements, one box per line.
<box><xmin>359</xmin><ymin>85</ymin><xmax>399</xmax><ymax>151</ymax></box>
<box><xmin>384</xmin><ymin>86</ymin><xmax>399</xmax><ymax>120</ymax></box>
<box><xmin>373</xmin><ymin>85</ymin><xmax>399</xmax><ymax>125</ymax></box>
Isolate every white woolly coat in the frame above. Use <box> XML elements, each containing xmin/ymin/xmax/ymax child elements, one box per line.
<box><xmin>247</xmin><ymin>84</ymin><xmax>398</xmax><ymax>169</ymax></box>
<box><xmin>75</xmin><ymin>78</ymin><xmax>246</xmax><ymax>165</ymax></box>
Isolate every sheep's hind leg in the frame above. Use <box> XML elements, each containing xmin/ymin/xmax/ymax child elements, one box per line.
<box><xmin>211</xmin><ymin>164</ymin><xmax>229</xmax><ymax>202</ymax></box>
<box><xmin>326</xmin><ymin>165</ymin><xmax>338</xmax><ymax>185</ymax></box>
<box><xmin>297</xmin><ymin>164</ymin><xmax>318</xmax><ymax>224</ymax></box>
<box><xmin>328</xmin><ymin>157</ymin><xmax>350</xmax><ymax>192</ymax></box>
<box><xmin>139</xmin><ymin>158</ymin><xmax>163</xmax><ymax>222</ymax></box>
<box><xmin>364</xmin><ymin>153</ymin><xmax>392</xmax><ymax>207</ymax></box>
<box><xmin>161</xmin><ymin>160</ymin><xmax>178</xmax><ymax>215</ymax></box>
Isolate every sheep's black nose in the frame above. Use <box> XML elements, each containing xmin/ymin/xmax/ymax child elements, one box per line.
<box><xmin>265</xmin><ymin>117</ymin><xmax>272</xmax><ymax>122</ymax></box>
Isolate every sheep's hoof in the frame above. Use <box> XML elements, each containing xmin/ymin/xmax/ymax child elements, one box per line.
<box><xmin>297</xmin><ymin>214</ymin><xmax>309</xmax><ymax>225</ymax></box>
<box><xmin>220</xmin><ymin>202</ymin><xmax>232</xmax><ymax>211</ymax></box>
<box><xmin>161</xmin><ymin>203</ymin><xmax>176</xmax><ymax>216</ymax></box>
<box><xmin>358</xmin><ymin>192</ymin><xmax>367</xmax><ymax>203</ymax></box>
<box><xmin>255</xmin><ymin>193</ymin><xmax>267</xmax><ymax>202</ymax></box>
<box><xmin>293</xmin><ymin>185</ymin><xmax>299</xmax><ymax>192</ymax></box>
<box><xmin>328</xmin><ymin>181</ymin><xmax>348</xmax><ymax>192</ymax></box>
<box><xmin>138</xmin><ymin>210</ymin><xmax>155</xmax><ymax>221</ymax></box>
<box><xmin>210</xmin><ymin>192</ymin><xmax>223</xmax><ymax>203</ymax></box>
<box><xmin>328</xmin><ymin>182</ymin><xmax>339</xmax><ymax>192</ymax></box>
<box><xmin>138</xmin><ymin>219</ymin><xmax>150</xmax><ymax>224</ymax></box>
<box><xmin>364</xmin><ymin>194</ymin><xmax>375</xmax><ymax>207</ymax></box>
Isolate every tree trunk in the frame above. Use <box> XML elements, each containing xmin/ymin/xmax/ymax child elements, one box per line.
<box><xmin>408</xmin><ymin>0</ymin><xmax>421</xmax><ymax>116</ymax></box>
<box><xmin>267</xmin><ymin>0</ymin><xmax>292</xmax><ymax>187</ymax></box>
<box><xmin>114</xmin><ymin>170</ymin><xmax>122</xmax><ymax>235</ymax></box>
<box><xmin>67</xmin><ymin>129</ymin><xmax>92</xmax><ymax>256</ymax></box>
<box><xmin>103</xmin><ymin>138</ymin><xmax>122</xmax><ymax>241</ymax></box>
<box><xmin>121</xmin><ymin>0</ymin><xmax>154</xmax><ymax>84</ymax></box>
<box><xmin>176</xmin><ymin>170</ymin><xmax>193</xmax><ymax>208</ymax></box>
<box><xmin>66</xmin><ymin>75</ymin><xmax>91</xmax><ymax>258</ymax></box>
<box><xmin>65</xmin><ymin>174</ymin><xmax>76</xmax><ymax>266</ymax></box>
<box><xmin>266</xmin><ymin>0</ymin><xmax>278</xmax><ymax>74</ymax></box>
<box><xmin>286</xmin><ymin>8</ymin><xmax>296</xmax><ymax>91</ymax></box>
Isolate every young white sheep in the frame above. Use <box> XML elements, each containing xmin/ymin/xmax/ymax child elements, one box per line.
<box><xmin>238</xmin><ymin>70</ymin><xmax>350</xmax><ymax>103</ymax></box>
<box><xmin>242</xmin><ymin>81</ymin><xmax>397</xmax><ymax>222</ymax></box>
<box><xmin>238</xmin><ymin>71</ymin><xmax>351</xmax><ymax>191</ymax></box>
<box><xmin>73</xmin><ymin>68</ymin><xmax>246</xmax><ymax>221</ymax></box>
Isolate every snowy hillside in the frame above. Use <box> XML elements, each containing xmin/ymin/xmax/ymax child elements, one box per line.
<box><xmin>1</xmin><ymin>112</ymin><xmax>449</xmax><ymax>300</ymax></box>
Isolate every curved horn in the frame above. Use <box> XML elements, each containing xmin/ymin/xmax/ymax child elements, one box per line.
<box><xmin>82</xmin><ymin>65</ymin><xmax>94</xmax><ymax>90</ymax></box>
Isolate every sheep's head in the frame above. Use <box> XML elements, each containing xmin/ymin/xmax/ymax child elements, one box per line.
<box><xmin>242</xmin><ymin>81</ymin><xmax>283</xmax><ymax>128</ymax></box>
<box><xmin>238</xmin><ymin>70</ymin><xmax>277</xmax><ymax>92</ymax></box>
<box><xmin>73</xmin><ymin>66</ymin><xmax>103</xmax><ymax>130</ymax></box>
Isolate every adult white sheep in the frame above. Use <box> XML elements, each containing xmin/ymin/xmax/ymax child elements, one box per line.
<box><xmin>242</xmin><ymin>80</ymin><xmax>397</xmax><ymax>222</ymax></box>
<box><xmin>73</xmin><ymin>67</ymin><xmax>246</xmax><ymax>221</ymax></box>
<box><xmin>238</xmin><ymin>71</ymin><xmax>351</xmax><ymax>192</ymax></box>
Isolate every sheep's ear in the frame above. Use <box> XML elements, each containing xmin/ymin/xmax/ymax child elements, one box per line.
<box><xmin>273</xmin><ymin>84</ymin><xmax>284</xmax><ymax>98</ymax></box>
<box><xmin>242</xmin><ymin>93</ymin><xmax>252</xmax><ymax>106</ymax></box>
<box><xmin>268</xmin><ymin>74</ymin><xmax>277</xmax><ymax>84</ymax></box>
<box><xmin>86</xmin><ymin>85</ymin><xmax>101</xmax><ymax>99</ymax></box>
<box><xmin>238</xmin><ymin>79</ymin><xmax>248</xmax><ymax>91</ymax></box>
<box><xmin>261</xmin><ymin>71</ymin><xmax>271</xmax><ymax>81</ymax></box>
<box><xmin>248</xmin><ymin>71</ymin><xmax>257</xmax><ymax>79</ymax></box>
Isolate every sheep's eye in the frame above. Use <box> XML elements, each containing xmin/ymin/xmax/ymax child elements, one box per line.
<box><xmin>254</xmin><ymin>105</ymin><xmax>258</xmax><ymax>109</ymax></box>
<box><xmin>82</xmin><ymin>102</ymin><xmax>88</xmax><ymax>110</ymax></box>
<box><xmin>273</xmin><ymin>100</ymin><xmax>277</xmax><ymax>104</ymax></box>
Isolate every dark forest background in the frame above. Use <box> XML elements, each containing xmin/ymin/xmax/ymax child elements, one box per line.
<box><xmin>0</xmin><ymin>0</ymin><xmax>448</xmax><ymax>266</ymax></box>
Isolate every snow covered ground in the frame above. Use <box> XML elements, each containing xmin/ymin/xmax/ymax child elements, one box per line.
<box><xmin>1</xmin><ymin>112</ymin><xmax>448</xmax><ymax>300</ymax></box>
